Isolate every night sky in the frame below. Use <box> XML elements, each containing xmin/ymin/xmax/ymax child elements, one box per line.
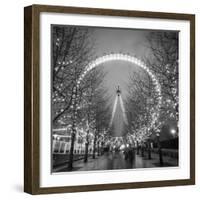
<box><xmin>93</xmin><ymin>27</ymin><xmax>150</xmax><ymax>100</ymax></box>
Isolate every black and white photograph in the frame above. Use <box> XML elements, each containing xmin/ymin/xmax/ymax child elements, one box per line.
<box><xmin>51</xmin><ymin>25</ymin><xmax>179</xmax><ymax>173</ymax></box>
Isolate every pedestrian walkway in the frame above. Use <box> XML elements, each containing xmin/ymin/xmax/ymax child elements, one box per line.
<box><xmin>54</xmin><ymin>150</ymin><xmax>178</xmax><ymax>172</ymax></box>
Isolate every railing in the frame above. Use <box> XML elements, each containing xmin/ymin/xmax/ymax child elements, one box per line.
<box><xmin>151</xmin><ymin>148</ymin><xmax>178</xmax><ymax>158</ymax></box>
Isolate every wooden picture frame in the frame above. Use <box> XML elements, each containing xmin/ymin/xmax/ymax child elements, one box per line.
<box><xmin>24</xmin><ymin>4</ymin><xmax>195</xmax><ymax>194</ymax></box>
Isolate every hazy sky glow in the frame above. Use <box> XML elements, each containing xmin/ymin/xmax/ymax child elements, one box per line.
<box><xmin>89</xmin><ymin>27</ymin><xmax>151</xmax><ymax>137</ymax></box>
<box><xmin>91</xmin><ymin>27</ymin><xmax>151</xmax><ymax>100</ymax></box>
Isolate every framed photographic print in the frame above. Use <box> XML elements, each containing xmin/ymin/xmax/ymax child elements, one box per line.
<box><xmin>24</xmin><ymin>4</ymin><xmax>195</xmax><ymax>194</ymax></box>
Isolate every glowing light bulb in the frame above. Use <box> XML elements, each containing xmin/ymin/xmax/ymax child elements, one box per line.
<box><xmin>171</xmin><ymin>129</ymin><xmax>176</xmax><ymax>135</ymax></box>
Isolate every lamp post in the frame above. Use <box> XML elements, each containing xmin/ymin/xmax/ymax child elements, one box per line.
<box><xmin>92</xmin><ymin>128</ymin><xmax>97</xmax><ymax>159</ymax></box>
<box><xmin>136</xmin><ymin>140</ymin><xmax>139</xmax><ymax>155</ymax></box>
<box><xmin>156</xmin><ymin>133</ymin><xmax>163</xmax><ymax>166</ymax></box>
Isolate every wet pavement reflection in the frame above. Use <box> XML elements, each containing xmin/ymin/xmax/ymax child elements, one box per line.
<box><xmin>55</xmin><ymin>150</ymin><xmax>178</xmax><ymax>172</ymax></box>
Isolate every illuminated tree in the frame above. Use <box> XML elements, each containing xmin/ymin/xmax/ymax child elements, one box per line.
<box><xmin>52</xmin><ymin>25</ymin><xmax>95</xmax><ymax>126</ymax></box>
<box><xmin>145</xmin><ymin>31</ymin><xmax>179</xmax><ymax>126</ymax></box>
<box><xmin>125</xmin><ymin>68</ymin><xmax>158</xmax><ymax>141</ymax></box>
<box><xmin>77</xmin><ymin>67</ymin><xmax>110</xmax><ymax>161</ymax></box>
<box><xmin>125</xmin><ymin>32</ymin><xmax>179</xmax><ymax>146</ymax></box>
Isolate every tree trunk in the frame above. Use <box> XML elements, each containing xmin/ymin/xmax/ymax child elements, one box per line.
<box><xmin>84</xmin><ymin>130</ymin><xmax>89</xmax><ymax>163</ymax></box>
<box><xmin>136</xmin><ymin>141</ymin><xmax>139</xmax><ymax>155</ymax></box>
<box><xmin>97</xmin><ymin>141</ymin><xmax>100</xmax><ymax>156</ymax></box>
<box><xmin>141</xmin><ymin>143</ymin><xmax>144</xmax><ymax>157</ymax></box>
<box><xmin>68</xmin><ymin>127</ymin><xmax>76</xmax><ymax>170</ymax></box>
<box><xmin>68</xmin><ymin>87</ymin><xmax>77</xmax><ymax>170</ymax></box>
<box><xmin>92</xmin><ymin>133</ymin><xmax>97</xmax><ymax>159</ymax></box>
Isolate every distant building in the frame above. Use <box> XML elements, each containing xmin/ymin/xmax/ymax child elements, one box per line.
<box><xmin>52</xmin><ymin>127</ymin><xmax>94</xmax><ymax>155</ymax></box>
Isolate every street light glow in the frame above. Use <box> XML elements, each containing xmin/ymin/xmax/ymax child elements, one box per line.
<box><xmin>171</xmin><ymin>128</ymin><xmax>176</xmax><ymax>135</ymax></box>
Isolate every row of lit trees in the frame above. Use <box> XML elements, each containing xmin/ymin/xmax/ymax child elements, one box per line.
<box><xmin>52</xmin><ymin>25</ymin><xmax>111</xmax><ymax>170</ymax></box>
<box><xmin>124</xmin><ymin>68</ymin><xmax>158</xmax><ymax>141</ymax></box>
<box><xmin>124</xmin><ymin>31</ymin><xmax>179</xmax><ymax>143</ymax></box>
<box><xmin>77</xmin><ymin>68</ymin><xmax>111</xmax><ymax>162</ymax></box>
